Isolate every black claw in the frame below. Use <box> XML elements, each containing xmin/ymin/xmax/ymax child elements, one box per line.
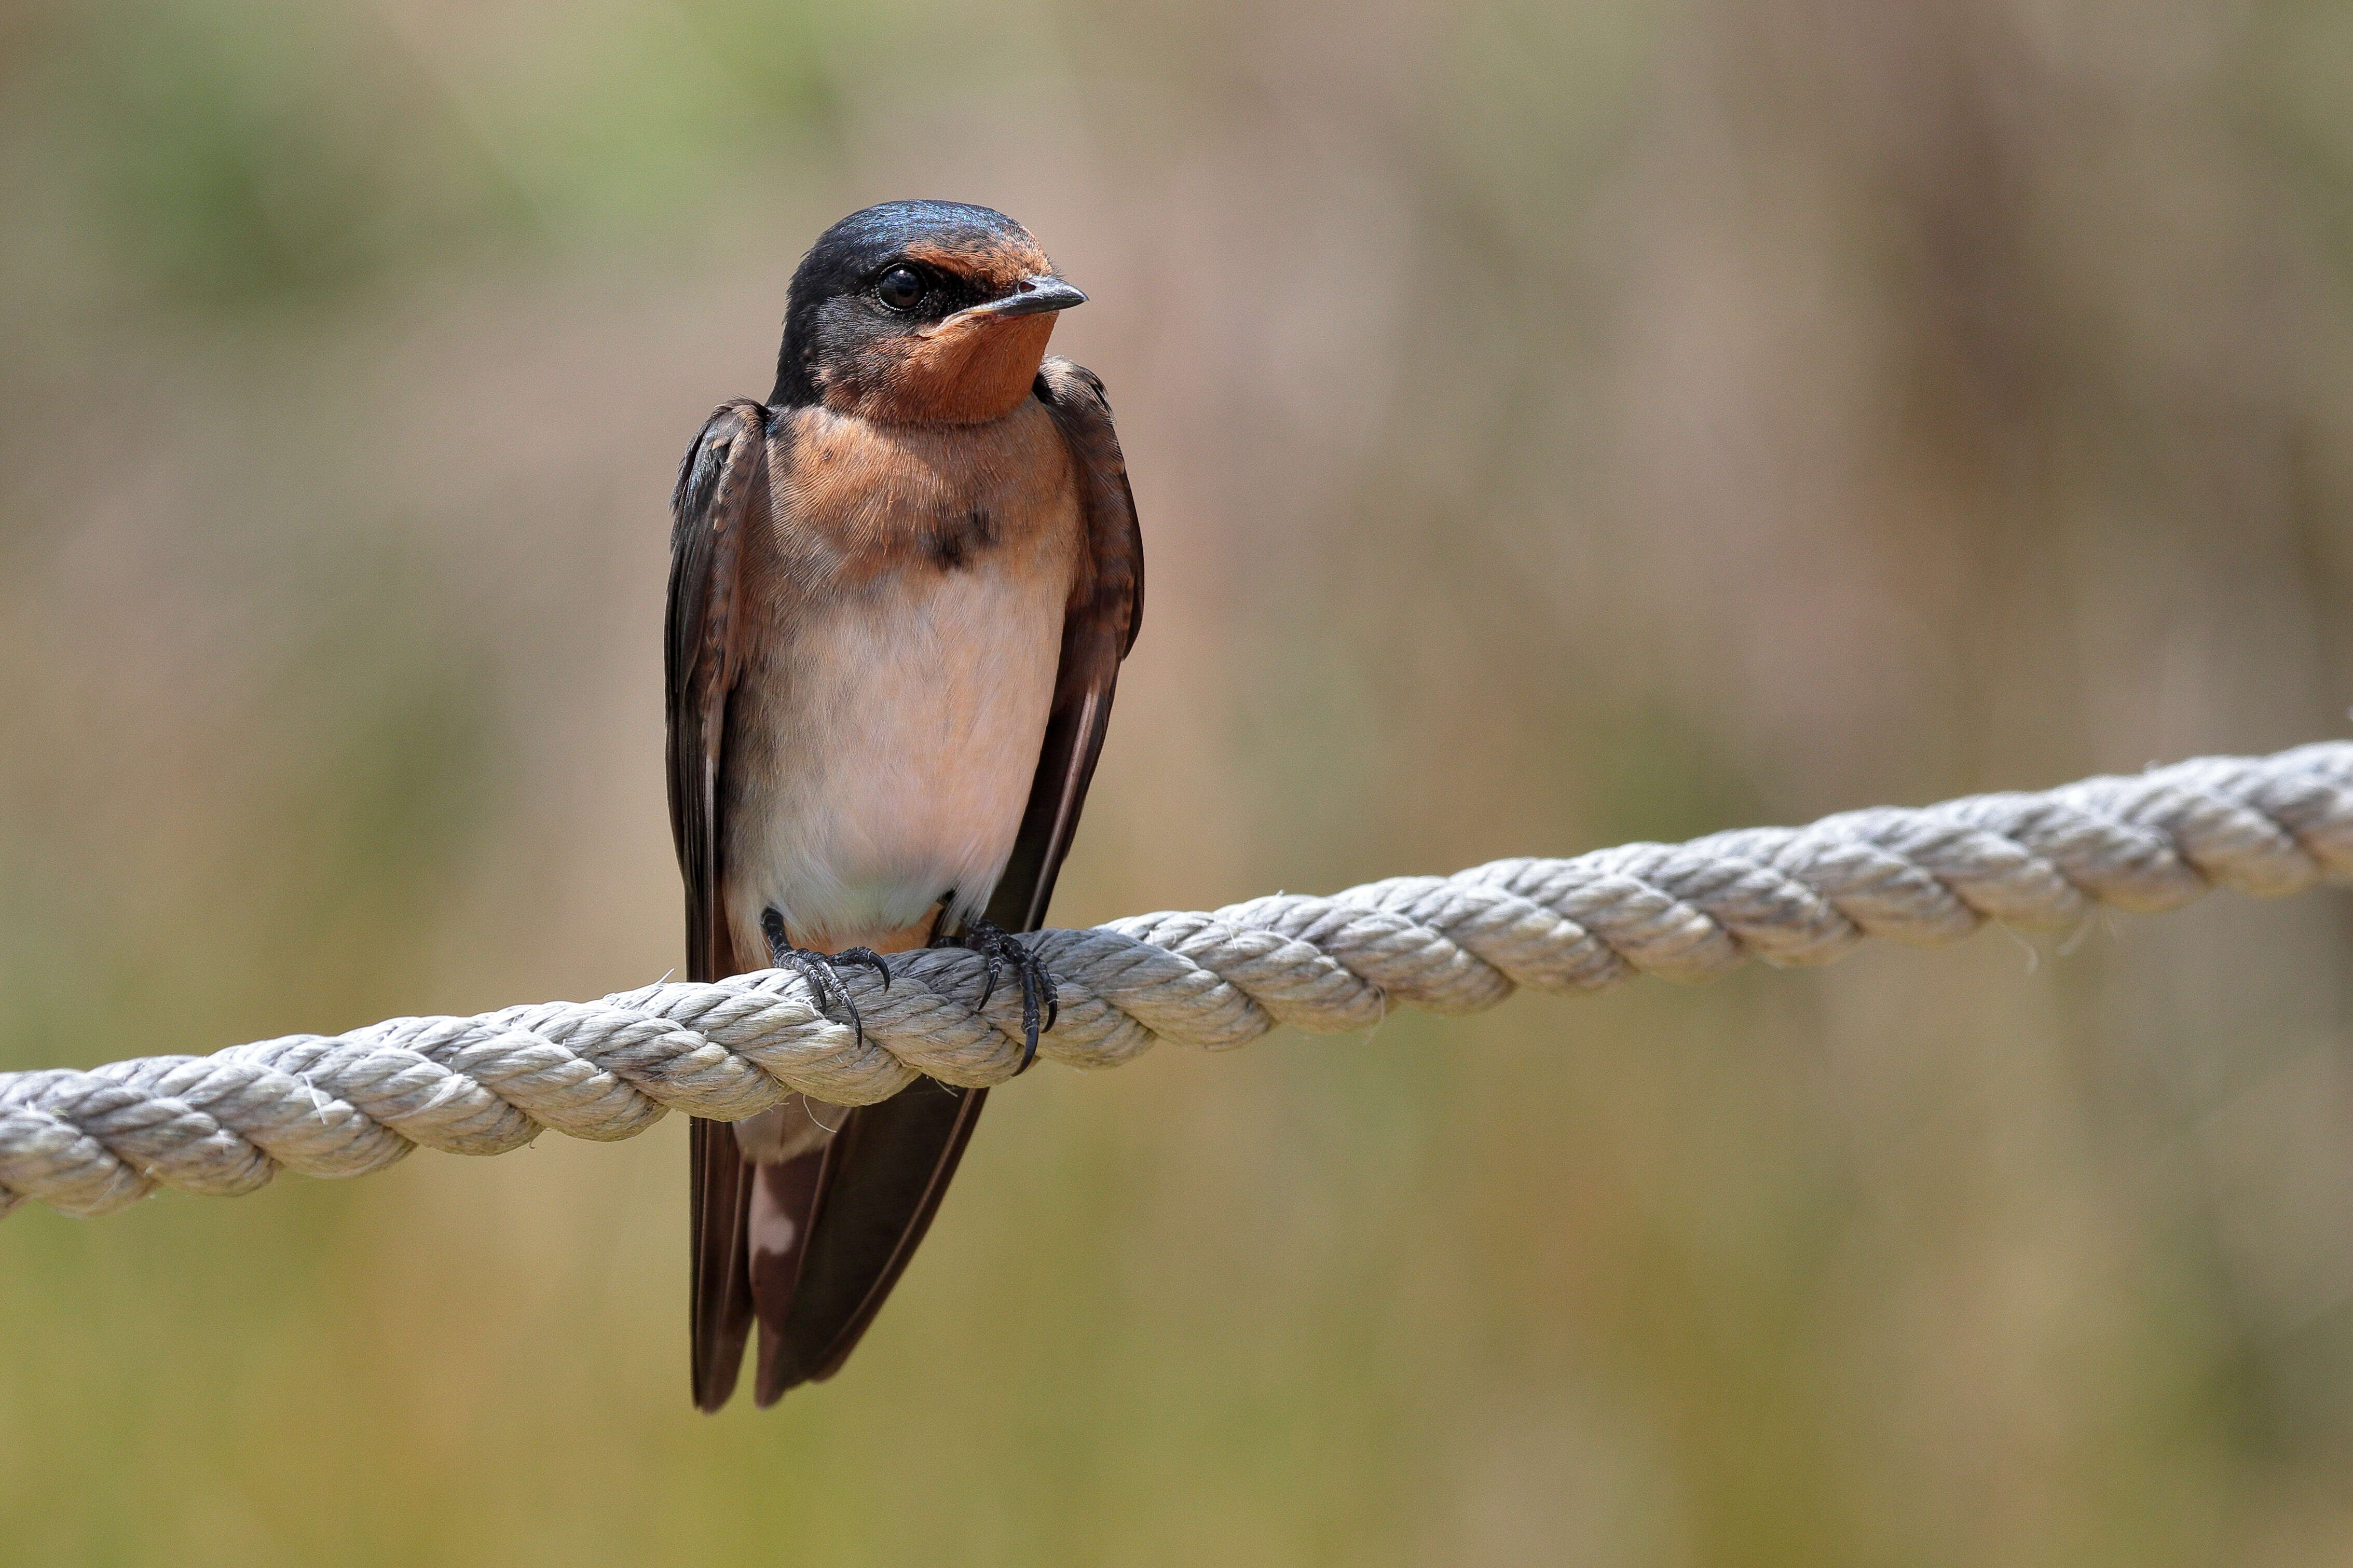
<box><xmin>1017</xmin><ymin>967</ymin><xmax>1041</xmax><ymax>1066</ymax></box>
<box><xmin>783</xmin><ymin>951</ymin><xmax>865</xmax><ymax>1043</ymax></box>
<box><xmin>835</xmin><ymin>946</ymin><xmax>893</xmax><ymax>992</ymax></box>
<box><xmin>950</xmin><ymin>917</ymin><xmax>1060</xmax><ymax>1074</ymax></box>
<box><xmin>760</xmin><ymin>908</ymin><xmax>882</xmax><ymax>1048</ymax></box>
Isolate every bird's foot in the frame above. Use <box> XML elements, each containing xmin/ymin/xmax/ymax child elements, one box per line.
<box><xmin>762</xmin><ymin>908</ymin><xmax>891</xmax><ymax>1047</ymax></box>
<box><xmin>932</xmin><ymin>917</ymin><xmax>1059</xmax><ymax>1071</ymax></box>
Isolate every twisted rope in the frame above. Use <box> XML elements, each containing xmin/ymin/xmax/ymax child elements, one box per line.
<box><xmin>6</xmin><ymin>742</ymin><xmax>2351</xmax><ymax>1222</ymax></box>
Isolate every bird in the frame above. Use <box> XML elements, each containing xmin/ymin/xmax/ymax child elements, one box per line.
<box><xmin>665</xmin><ymin>200</ymin><xmax>1143</xmax><ymax>1411</ymax></box>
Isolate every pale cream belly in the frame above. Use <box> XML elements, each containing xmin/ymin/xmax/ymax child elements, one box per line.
<box><xmin>721</xmin><ymin>559</ymin><xmax>1068</xmax><ymax>959</ymax></box>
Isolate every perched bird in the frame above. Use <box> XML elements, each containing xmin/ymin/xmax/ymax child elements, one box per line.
<box><xmin>665</xmin><ymin>201</ymin><xmax>1143</xmax><ymax>1410</ymax></box>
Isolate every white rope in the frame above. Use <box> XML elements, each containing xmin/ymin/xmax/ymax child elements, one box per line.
<box><xmin>6</xmin><ymin>741</ymin><xmax>2351</xmax><ymax>1222</ymax></box>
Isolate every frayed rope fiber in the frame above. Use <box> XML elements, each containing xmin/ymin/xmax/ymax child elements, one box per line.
<box><xmin>7</xmin><ymin>741</ymin><xmax>2353</xmax><ymax>1221</ymax></box>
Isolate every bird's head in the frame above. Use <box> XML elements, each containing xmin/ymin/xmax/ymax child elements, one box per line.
<box><xmin>772</xmin><ymin>201</ymin><xmax>1087</xmax><ymax>425</ymax></box>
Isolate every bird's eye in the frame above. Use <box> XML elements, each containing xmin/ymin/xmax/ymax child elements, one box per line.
<box><xmin>875</xmin><ymin>266</ymin><xmax>925</xmax><ymax>312</ymax></box>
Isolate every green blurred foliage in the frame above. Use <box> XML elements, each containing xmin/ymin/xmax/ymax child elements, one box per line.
<box><xmin>6</xmin><ymin>0</ymin><xmax>2353</xmax><ymax>1563</ymax></box>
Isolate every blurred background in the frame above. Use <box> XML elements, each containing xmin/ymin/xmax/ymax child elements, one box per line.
<box><xmin>4</xmin><ymin>0</ymin><xmax>2353</xmax><ymax>1562</ymax></box>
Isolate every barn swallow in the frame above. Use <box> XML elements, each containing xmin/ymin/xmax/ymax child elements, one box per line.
<box><xmin>666</xmin><ymin>201</ymin><xmax>1143</xmax><ymax>1410</ymax></box>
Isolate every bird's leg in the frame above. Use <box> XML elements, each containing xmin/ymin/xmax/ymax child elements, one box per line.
<box><xmin>931</xmin><ymin>916</ymin><xmax>1059</xmax><ymax>1071</ymax></box>
<box><xmin>761</xmin><ymin>908</ymin><xmax>892</xmax><ymax>1047</ymax></box>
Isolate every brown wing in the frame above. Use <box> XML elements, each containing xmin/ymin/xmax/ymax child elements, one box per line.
<box><xmin>756</xmin><ymin>357</ymin><xmax>1146</xmax><ymax>1395</ymax></box>
<box><xmin>990</xmin><ymin>356</ymin><xmax>1146</xmax><ymax>931</ymax></box>
<box><xmin>665</xmin><ymin>398</ymin><xmax>772</xmax><ymax>1412</ymax></box>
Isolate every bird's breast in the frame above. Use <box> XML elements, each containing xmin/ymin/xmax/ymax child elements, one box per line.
<box><xmin>719</xmin><ymin>402</ymin><xmax>1082</xmax><ymax>957</ymax></box>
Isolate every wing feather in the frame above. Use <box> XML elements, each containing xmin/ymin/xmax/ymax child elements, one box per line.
<box><xmin>988</xmin><ymin>355</ymin><xmax>1145</xmax><ymax>931</ymax></box>
<box><xmin>666</xmin><ymin>398</ymin><xmax>772</xmax><ymax>1412</ymax></box>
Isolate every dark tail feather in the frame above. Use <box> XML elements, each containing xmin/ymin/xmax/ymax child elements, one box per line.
<box><xmin>748</xmin><ymin>1145</ymin><xmax>826</xmax><ymax>1398</ymax></box>
<box><xmin>693</xmin><ymin>1084</ymin><xmax>986</xmax><ymax>1410</ymax></box>
<box><xmin>755</xmin><ymin>1081</ymin><xmax>989</xmax><ymax>1401</ymax></box>
<box><xmin>689</xmin><ymin>1117</ymin><xmax>756</xmax><ymax>1412</ymax></box>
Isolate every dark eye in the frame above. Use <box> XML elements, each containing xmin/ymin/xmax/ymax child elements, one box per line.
<box><xmin>875</xmin><ymin>265</ymin><xmax>925</xmax><ymax>312</ymax></box>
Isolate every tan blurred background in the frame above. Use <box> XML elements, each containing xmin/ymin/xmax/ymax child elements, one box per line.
<box><xmin>5</xmin><ymin>0</ymin><xmax>2353</xmax><ymax>1562</ymax></box>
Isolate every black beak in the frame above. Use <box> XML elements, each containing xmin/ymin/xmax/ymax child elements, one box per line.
<box><xmin>957</xmin><ymin>276</ymin><xmax>1088</xmax><ymax>322</ymax></box>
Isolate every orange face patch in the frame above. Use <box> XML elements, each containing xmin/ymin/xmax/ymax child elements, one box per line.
<box><xmin>817</xmin><ymin>309</ymin><xmax>1060</xmax><ymax>425</ymax></box>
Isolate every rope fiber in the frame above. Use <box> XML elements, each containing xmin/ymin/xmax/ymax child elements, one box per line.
<box><xmin>6</xmin><ymin>741</ymin><xmax>2352</xmax><ymax>1222</ymax></box>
